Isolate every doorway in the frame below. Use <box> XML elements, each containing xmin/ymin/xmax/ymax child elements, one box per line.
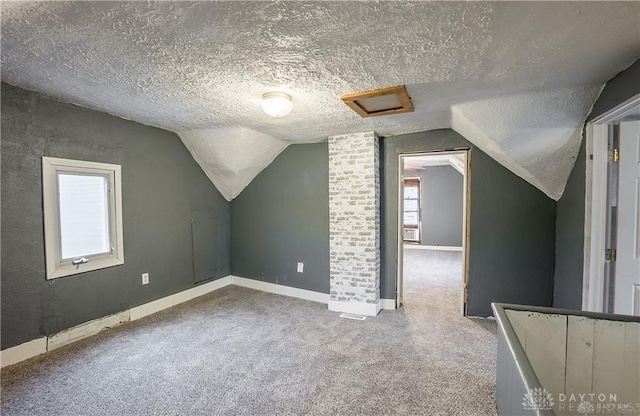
<box><xmin>584</xmin><ymin>93</ymin><xmax>640</xmax><ymax>315</ymax></box>
<box><xmin>397</xmin><ymin>150</ymin><xmax>469</xmax><ymax>315</ymax></box>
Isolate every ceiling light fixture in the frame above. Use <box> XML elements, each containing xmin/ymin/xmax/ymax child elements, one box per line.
<box><xmin>262</xmin><ymin>92</ymin><xmax>293</xmax><ymax>117</ymax></box>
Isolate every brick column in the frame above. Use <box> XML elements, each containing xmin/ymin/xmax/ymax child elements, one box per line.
<box><xmin>328</xmin><ymin>131</ymin><xmax>381</xmax><ymax>316</ymax></box>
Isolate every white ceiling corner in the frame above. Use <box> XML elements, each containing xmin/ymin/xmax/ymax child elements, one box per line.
<box><xmin>1</xmin><ymin>1</ymin><xmax>639</xmax><ymax>201</ymax></box>
<box><xmin>404</xmin><ymin>153</ymin><xmax>466</xmax><ymax>176</ymax></box>
<box><xmin>178</xmin><ymin>127</ymin><xmax>289</xmax><ymax>201</ymax></box>
<box><xmin>451</xmin><ymin>85</ymin><xmax>603</xmax><ymax>199</ymax></box>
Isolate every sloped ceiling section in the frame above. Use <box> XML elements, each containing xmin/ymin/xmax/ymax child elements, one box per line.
<box><xmin>178</xmin><ymin>128</ymin><xmax>289</xmax><ymax>201</ymax></box>
<box><xmin>451</xmin><ymin>86</ymin><xmax>603</xmax><ymax>198</ymax></box>
<box><xmin>1</xmin><ymin>2</ymin><xmax>639</xmax><ymax>200</ymax></box>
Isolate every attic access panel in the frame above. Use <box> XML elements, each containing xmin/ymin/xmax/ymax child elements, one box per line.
<box><xmin>341</xmin><ymin>85</ymin><xmax>414</xmax><ymax>118</ymax></box>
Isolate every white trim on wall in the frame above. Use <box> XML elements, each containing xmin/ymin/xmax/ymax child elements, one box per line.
<box><xmin>583</xmin><ymin>123</ymin><xmax>609</xmax><ymax>312</ymax></box>
<box><xmin>378</xmin><ymin>299</ymin><xmax>396</xmax><ymax>310</ymax></box>
<box><xmin>583</xmin><ymin>93</ymin><xmax>640</xmax><ymax>312</ymax></box>
<box><xmin>48</xmin><ymin>311</ymin><xmax>130</xmax><ymax>351</ymax></box>
<box><xmin>1</xmin><ymin>275</ymin><xmax>398</xmax><ymax>368</ymax></box>
<box><xmin>329</xmin><ymin>300</ymin><xmax>381</xmax><ymax>316</ymax></box>
<box><xmin>328</xmin><ymin>298</ymin><xmax>396</xmax><ymax>315</ymax></box>
<box><xmin>404</xmin><ymin>244</ymin><xmax>463</xmax><ymax>251</ymax></box>
<box><xmin>0</xmin><ymin>338</ymin><xmax>48</xmax><ymax>368</ymax></box>
<box><xmin>230</xmin><ymin>276</ymin><xmax>329</xmax><ymax>304</ymax></box>
<box><xmin>1</xmin><ymin>277</ymin><xmax>232</xmax><ymax>368</ymax></box>
<box><xmin>130</xmin><ymin>276</ymin><xmax>231</xmax><ymax>321</ymax></box>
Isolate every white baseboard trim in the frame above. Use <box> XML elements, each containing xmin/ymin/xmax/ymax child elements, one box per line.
<box><xmin>230</xmin><ymin>275</ymin><xmax>329</xmax><ymax>304</ymax></box>
<box><xmin>0</xmin><ymin>337</ymin><xmax>48</xmax><ymax>368</ymax></box>
<box><xmin>48</xmin><ymin>310</ymin><xmax>130</xmax><ymax>351</ymax></box>
<box><xmin>1</xmin><ymin>275</ymin><xmax>335</xmax><ymax>367</ymax></box>
<box><xmin>378</xmin><ymin>298</ymin><xmax>396</xmax><ymax>310</ymax></box>
<box><xmin>1</xmin><ymin>276</ymin><xmax>233</xmax><ymax>368</ymax></box>
<box><xmin>404</xmin><ymin>244</ymin><xmax>463</xmax><ymax>251</ymax></box>
<box><xmin>5</xmin><ymin>275</ymin><xmax>397</xmax><ymax>367</ymax></box>
<box><xmin>329</xmin><ymin>299</ymin><xmax>380</xmax><ymax>316</ymax></box>
<box><xmin>130</xmin><ymin>276</ymin><xmax>232</xmax><ymax>321</ymax></box>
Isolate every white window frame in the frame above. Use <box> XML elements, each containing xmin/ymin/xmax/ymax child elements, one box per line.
<box><xmin>42</xmin><ymin>157</ymin><xmax>124</xmax><ymax>279</ymax></box>
<box><xmin>403</xmin><ymin>177</ymin><xmax>421</xmax><ymax>230</ymax></box>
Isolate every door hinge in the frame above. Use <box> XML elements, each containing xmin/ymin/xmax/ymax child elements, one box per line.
<box><xmin>608</xmin><ymin>148</ymin><xmax>619</xmax><ymax>163</ymax></box>
<box><xmin>605</xmin><ymin>248</ymin><xmax>617</xmax><ymax>262</ymax></box>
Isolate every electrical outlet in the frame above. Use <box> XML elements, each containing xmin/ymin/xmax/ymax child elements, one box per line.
<box><xmin>296</xmin><ymin>262</ymin><xmax>304</xmax><ymax>273</ymax></box>
<box><xmin>142</xmin><ymin>273</ymin><xmax>149</xmax><ymax>285</ymax></box>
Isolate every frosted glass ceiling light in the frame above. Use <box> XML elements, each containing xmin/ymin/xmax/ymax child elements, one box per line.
<box><xmin>262</xmin><ymin>92</ymin><xmax>293</xmax><ymax>117</ymax></box>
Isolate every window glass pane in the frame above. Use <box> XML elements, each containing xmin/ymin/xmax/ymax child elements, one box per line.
<box><xmin>404</xmin><ymin>212</ymin><xmax>419</xmax><ymax>226</ymax></box>
<box><xmin>58</xmin><ymin>173</ymin><xmax>111</xmax><ymax>259</ymax></box>
<box><xmin>404</xmin><ymin>200</ymin><xmax>418</xmax><ymax>211</ymax></box>
<box><xmin>404</xmin><ymin>186</ymin><xmax>418</xmax><ymax>199</ymax></box>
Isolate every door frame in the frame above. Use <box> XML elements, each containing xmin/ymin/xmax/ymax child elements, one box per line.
<box><xmin>396</xmin><ymin>149</ymin><xmax>471</xmax><ymax>316</ymax></box>
<box><xmin>583</xmin><ymin>93</ymin><xmax>640</xmax><ymax>312</ymax></box>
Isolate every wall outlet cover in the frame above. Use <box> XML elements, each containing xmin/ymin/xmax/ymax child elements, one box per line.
<box><xmin>142</xmin><ymin>273</ymin><xmax>149</xmax><ymax>285</ymax></box>
<box><xmin>296</xmin><ymin>262</ymin><xmax>304</xmax><ymax>273</ymax></box>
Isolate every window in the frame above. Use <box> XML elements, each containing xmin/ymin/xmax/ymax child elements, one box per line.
<box><xmin>403</xmin><ymin>178</ymin><xmax>420</xmax><ymax>229</ymax></box>
<box><xmin>42</xmin><ymin>157</ymin><xmax>124</xmax><ymax>279</ymax></box>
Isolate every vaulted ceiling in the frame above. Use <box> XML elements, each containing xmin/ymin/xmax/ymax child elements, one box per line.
<box><xmin>2</xmin><ymin>2</ymin><xmax>639</xmax><ymax>200</ymax></box>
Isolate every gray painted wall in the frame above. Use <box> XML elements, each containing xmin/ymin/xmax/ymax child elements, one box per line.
<box><xmin>384</xmin><ymin>130</ymin><xmax>556</xmax><ymax>316</ymax></box>
<box><xmin>231</xmin><ymin>143</ymin><xmax>330</xmax><ymax>294</ymax></box>
<box><xmin>1</xmin><ymin>83</ymin><xmax>230</xmax><ymax>350</ymax></box>
<box><xmin>231</xmin><ymin>131</ymin><xmax>555</xmax><ymax>316</ymax></box>
<box><xmin>404</xmin><ymin>166</ymin><xmax>463</xmax><ymax>246</ymax></box>
<box><xmin>554</xmin><ymin>59</ymin><xmax>640</xmax><ymax>309</ymax></box>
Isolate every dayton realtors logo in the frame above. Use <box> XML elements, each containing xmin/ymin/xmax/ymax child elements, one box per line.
<box><xmin>557</xmin><ymin>393</ymin><xmax>637</xmax><ymax>414</ymax></box>
<box><xmin>522</xmin><ymin>390</ymin><xmax>638</xmax><ymax>414</ymax></box>
<box><xmin>522</xmin><ymin>388</ymin><xmax>555</xmax><ymax>411</ymax></box>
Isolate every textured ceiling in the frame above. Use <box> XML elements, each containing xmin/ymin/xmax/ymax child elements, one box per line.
<box><xmin>404</xmin><ymin>154</ymin><xmax>465</xmax><ymax>175</ymax></box>
<box><xmin>2</xmin><ymin>2</ymin><xmax>639</xmax><ymax>200</ymax></box>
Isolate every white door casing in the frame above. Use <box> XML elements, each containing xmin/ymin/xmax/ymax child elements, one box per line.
<box><xmin>584</xmin><ymin>93</ymin><xmax>640</xmax><ymax>313</ymax></box>
<box><xmin>397</xmin><ymin>154</ymin><xmax>405</xmax><ymax>308</ymax></box>
<box><xmin>615</xmin><ymin>121</ymin><xmax>640</xmax><ymax>316</ymax></box>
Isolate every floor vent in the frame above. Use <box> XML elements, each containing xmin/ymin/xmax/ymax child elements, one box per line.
<box><xmin>339</xmin><ymin>313</ymin><xmax>367</xmax><ymax>321</ymax></box>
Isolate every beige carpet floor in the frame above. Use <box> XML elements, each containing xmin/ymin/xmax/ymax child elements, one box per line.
<box><xmin>1</xmin><ymin>249</ymin><xmax>497</xmax><ymax>415</ymax></box>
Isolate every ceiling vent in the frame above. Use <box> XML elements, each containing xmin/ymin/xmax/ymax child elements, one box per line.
<box><xmin>341</xmin><ymin>85</ymin><xmax>414</xmax><ymax>118</ymax></box>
